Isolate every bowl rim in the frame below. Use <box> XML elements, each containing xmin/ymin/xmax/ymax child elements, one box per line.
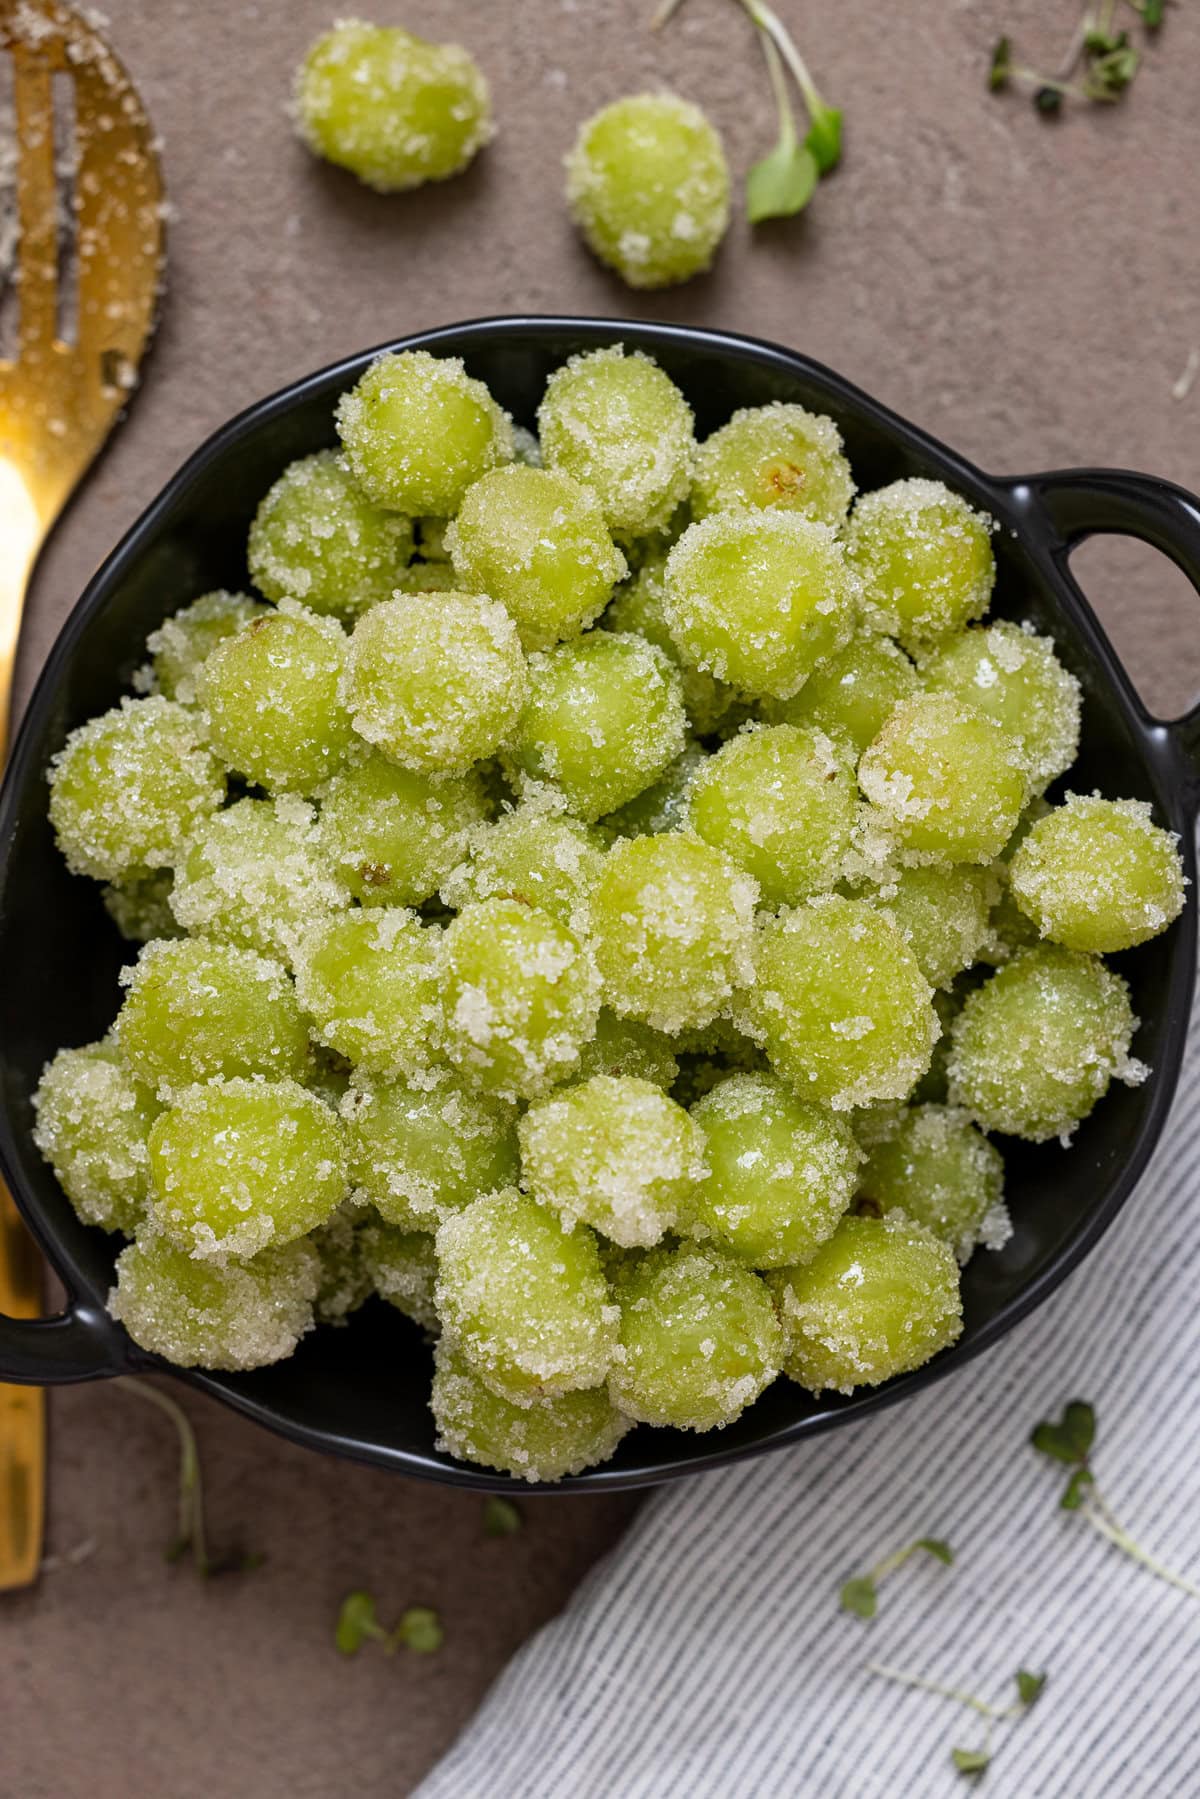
<box><xmin>2</xmin><ymin>312</ymin><xmax>1199</xmax><ymax>1493</ymax></box>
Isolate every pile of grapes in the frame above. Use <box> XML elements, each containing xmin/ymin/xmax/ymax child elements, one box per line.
<box><xmin>33</xmin><ymin>344</ymin><xmax>1185</xmax><ymax>1481</ymax></box>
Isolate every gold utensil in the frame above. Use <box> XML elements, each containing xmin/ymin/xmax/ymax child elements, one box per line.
<box><xmin>0</xmin><ymin>0</ymin><xmax>164</xmax><ymax>1590</ymax></box>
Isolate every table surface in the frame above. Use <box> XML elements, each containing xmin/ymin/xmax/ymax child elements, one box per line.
<box><xmin>4</xmin><ymin>2</ymin><xmax>1199</xmax><ymax>1793</ymax></box>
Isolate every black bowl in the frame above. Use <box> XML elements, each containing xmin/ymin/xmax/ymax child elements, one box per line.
<box><xmin>3</xmin><ymin>317</ymin><xmax>1200</xmax><ymax>1493</ymax></box>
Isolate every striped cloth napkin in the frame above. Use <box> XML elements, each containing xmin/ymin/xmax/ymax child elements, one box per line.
<box><xmin>416</xmin><ymin>986</ymin><xmax>1200</xmax><ymax>1799</ymax></box>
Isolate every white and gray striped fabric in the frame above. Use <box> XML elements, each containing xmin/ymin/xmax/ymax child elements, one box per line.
<box><xmin>417</xmin><ymin>983</ymin><xmax>1200</xmax><ymax>1799</ymax></box>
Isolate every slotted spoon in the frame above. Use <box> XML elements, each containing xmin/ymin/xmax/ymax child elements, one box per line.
<box><xmin>0</xmin><ymin>0</ymin><xmax>163</xmax><ymax>1589</ymax></box>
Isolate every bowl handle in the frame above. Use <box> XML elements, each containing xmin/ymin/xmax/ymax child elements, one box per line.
<box><xmin>1007</xmin><ymin>467</ymin><xmax>1200</xmax><ymax>787</ymax></box>
<box><xmin>0</xmin><ymin>1301</ymin><xmax>131</xmax><ymax>1383</ymax></box>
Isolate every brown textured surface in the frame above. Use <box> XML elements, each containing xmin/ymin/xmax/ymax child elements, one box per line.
<box><xmin>3</xmin><ymin>2</ymin><xmax>1199</xmax><ymax>1794</ymax></box>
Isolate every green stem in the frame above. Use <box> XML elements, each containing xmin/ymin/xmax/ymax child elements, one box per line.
<box><xmin>756</xmin><ymin>18</ymin><xmax>798</xmax><ymax>151</ymax></box>
<box><xmin>650</xmin><ymin>0</ymin><xmax>688</xmax><ymax>28</ymax></box>
<box><xmin>866</xmin><ymin>1662</ymin><xmax>1007</xmax><ymax>1723</ymax></box>
<box><xmin>115</xmin><ymin>1376</ymin><xmax>209</xmax><ymax>1574</ymax></box>
<box><xmin>1083</xmin><ymin>1493</ymin><xmax>1200</xmax><ymax>1600</ymax></box>
<box><xmin>870</xmin><ymin>1542</ymin><xmax>919</xmax><ymax>1584</ymax></box>
<box><xmin>743</xmin><ymin>0</ymin><xmax>825</xmax><ymax>119</ymax></box>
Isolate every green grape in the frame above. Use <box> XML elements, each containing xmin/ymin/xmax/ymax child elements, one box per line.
<box><xmin>342</xmin><ymin>1072</ymin><xmax>519</xmax><ymax>1227</ymax></box>
<box><xmin>147</xmin><ymin>1076</ymin><xmax>348</xmax><ymax>1260</ymax></box>
<box><xmin>170</xmin><ymin>795</ymin><xmax>344</xmax><ymax>964</ymax></box>
<box><xmin>145</xmin><ymin>591</ymin><xmax>269</xmax><ymax>704</ymax></box>
<box><xmin>603</xmin><ymin>550</ymin><xmax>735</xmax><ymax>736</ymax></box>
<box><xmin>590</xmin><ymin>832</ymin><xmax>758</xmax><ymax>1033</ymax></box>
<box><xmin>32</xmin><ymin>1041</ymin><xmax>159</xmax><ymax>1235</ymax></box>
<box><xmin>247</xmin><ymin>451</ymin><xmax>414</xmax><ymax>619</ymax></box>
<box><xmin>663</xmin><ymin>511</ymin><xmax>858</xmax><ymax>701</ymax></box>
<box><xmin>1008</xmin><ymin>794</ymin><xmax>1185</xmax><ymax>954</ymax></box>
<box><xmin>440</xmin><ymin>802</ymin><xmax>605</xmax><ymax>927</ymax></box>
<box><xmin>336</xmin><ymin>350</ymin><xmax>513</xmax><ymax>517</ymax></box>
<box><xmin>307</xmin><ymin>1045</ymin><xmax>355</xmax><ymax>1113</ymax></box>
<box><xmin>671</xmin><ymin>1014</ymin><xmax>768</xmax><ymax>1109</ymax></box>
<box><xmin>687</xmin><ymin>723</ymin><xmax>857</xmax><ymax>907</ymax></box>
<box><xmin>318</xmin><ymin>753</ymin><xmax>488</xmax><ymax>909</ymax></box>
<box><xmin>109</xmin><ymin>1233</ymin><xmax>320</xmax><ymax>1370</ymax></box>
<box><xmin>448</xmin><ymin>464</ymin><xmax>627</xmax><ymax>652</ymax></box>
<box><xmin>48</xmin><ymin>697</ymin><xmax>225</xmax><ymax>882</ymax></box>
<box><xmin>565</xmin><ymin>93</ymin><xmax>730</xmax><ymax>289</ymax></box>
<box><xmin>573</xmin><ymin>1010</ymin><xmax>679</xmax><ymax>1088</ymax></box>
<box><xmin>292</xmin><ymin>907</ymin><xmax>439</xmax><ymax>1077</ymax></box>
<box><xmin>431</xmin><ymin>1341</ymin><xmax>629</xmax><ymax>1482</ymax></box>
<box><xmin>312</xmin><ymin>1202</ymin><xmax>375</xmax><ymax>1325</ymax></box>
<box><xmin>921</xmin><ymin>621</ymin><xmax>1081</xmax><ymax>796</ymax></box>
<box><xmin>858</xmin><ymin>1103</ymin><xmax>1008</xmax><ymax>1263</ymax></box>
<box><xmin>434</xmin><ymin>1188</ymin><xmax>617</xmax><ymax>1402</ymax></box>
<box><xmin>863</xmin><ymin>863</ymin><xmax>997</xmax><ymax>989</ymax></box>
<box><xmin>510</xmin><ymin>633</ymin><xmax>686</xmax><ymax>823</ymax></box>
<box><xmin>415</xmin><ymin>517</ymin><xmax>453</xmax><ymax>561</ymax></box>
<box><xmin>743</xmin><ymin>896</ymin><xmax>937</xmax><ymax>1110</ymax></box>
<box><xmin>845</xmin><ymin>477</ymin><xmax>995</xmax><ymax>653</ymax></box>
<box><xmin>602</xmin><ymin>740</ymin><xmax>707</xmax><ymax>839</ymax></box>
<box><xmin>199</xmin><ymin>603</ymin><xmax>355</xmax><ymax>796</ymax></box>
<box><xmin>537</xmin><ymin>346</ymin><xmax>695</xmax><ymax>537</ymax></box>
<box><xmin>345</xmin><ymin>592</ymin><xmax>528</xmax><ymax>774</ymax></box>
<box><xmin>770</xmin><ymin>1212</ymin><xmax>962</xmax><ymax>1394</ymax></box>
<box><xmin>687</xmin><ymin>1072</ymin><xmax>859</xmax><ymax>1269</ymax></box>
<box><xmin>437</xmin><ymin>898</ymin><xmax>600</xmax><ymax>1100</ymax></box>
<box><xmin>102</xmin><ymin>869</ymin><xmax>181</xmax><ymax>944</ymax></box>
<box><xmin>766</xmin><ymin>632</ymin><xmax>918</xmax><ymax>757</ymax></box>
<box><xmin>395</xmin><ymin>561</ymin><xmax>464</xmax><ymax>595</ymax></box>
<box><xmin>360</xmin><ymin>1220</ymin><xmax>439</xmax><ymax>1331</ymax></box>
<box><xmin>858</xmin><ymin>692</ymin><xmax>1026</xmax><ymax>864</ymax></box>
<box><xmin>519</xmin><ymin>1074</ymin><xmax>707</xmax><ymax>1248</ymax></box>
<box><xmin>692</xmin><ymin>402</ymin><xmax>855</xmax><ymax>529</ymax></box>
<box><xmin>608</xmin><ymin>1242</ymin><xmax>782</xmax><ymax>1431</ymax></box>
<box><xmin>294</xmin><ymin>20</ymin><xmax>492</xmax><ymax>192</ymax></box>
<box><xmin>116</xmin><ymin>937</ymin><xmax>310</xmax><ymax>1094</ymax></box>
<box><xmin>510</xmin><ymin>425</ymin><xmax>542</xmax><ymax>468</ymax></box>
<box><xmin>946</xmin><ymin>945</ymin><xmax>1140</xmax><ymax>1142</ymax></box>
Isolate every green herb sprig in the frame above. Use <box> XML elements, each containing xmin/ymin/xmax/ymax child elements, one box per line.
<box><xmin>116</xmin><ymin>1376</ymin><xmax>262</xmax><ymax>1578</ymax></box>
<box><xmin>1032</xmin><ymin>1401</ymin><xmax>1200</xmax><ymax>1599</ymax></box>
<box><xmin>868</xmin><ymin>1662</ymin><xmax>1046</xmax><ymax>1780</ymax></box>
<box><xmin>336</xmin><ymin>1590</ymin><xmax>445</xmax><ymax>1657</ymax></box>
<box><xmin>840</xmin><ymin>1536</ymin><xmax>954</xmax><ymax>1620</ymax></box>
<box><xmin>989</xmin><ymin>0</ymin><xmax>1166</xmax><ymax>117</ymax></box>
<box><xmin>483</xmin><ymin>1496</ymin><xmax>523</xmax><ymax>1538</ymax></box>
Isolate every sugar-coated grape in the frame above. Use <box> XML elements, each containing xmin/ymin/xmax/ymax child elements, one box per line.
<box><xmin>336</xmin><ymin>350</ymin><xmax>513</xmax><ymax>516</ymax></box>
<box><xmin>565</xmin><ymin>93</ymin><xmax>730</xmax><ymax>289</ymax></box>
<box><xmin>345</xmin><ymin>592</ymin><xmax>528</xmax><ymax>774</ymax></box>
<box><xmin>947</xmin><ymin>945</ymin><xmax>1140</xmax><ymax>1142</ymax></box>
<box><xmin>590</xmin><ymin>832</ymin><xmax>758</xmax><ymax>1033</ymax></box>
<box><xmin>109</xmin><ymin>1233</ymin><xmax>320</xmax><ymax>1370</ymax></box>
<box><xmin>767</xmin><ymin>633</ymin><xmax>918</xmax><ymax>757</ymax></box>
<box><xmin>247</xmin><ymin>451</ymin><xmax>414</xmax><ymax>619</ymax></box>
<box><xmin>1008</xmin><ymin>794</ymin><xmax>1185</xmax><ymax>954</ymax></box>
<box><xmin>608</xmin><ymin>1242</ymin><xmax>782</xmax><ymax>1431</ymax></box>
<box><xmin>663</xmin><ymin>511</ymin><xmax>858</xmax><ymax>701</ymax></box>
<box><xmin>511</xmin><ymin>633</ymin><xmax>686</xmax><ymax>823</ymax></box>
<box><xmin>440</xmin><ymin>802</ymin><xmax>605</xmax><ymax>927</ymax></box>
<box><xmin>435</xmin><ymin>1188</ymin><xmax>617</xmax><ymax>1402</ymax></box>
<box><xmin>32</xmin><ymin>1041</ymin><xmax>159</xmax><ymax>1234</ymax></box>
<box><xmin>395</xmin><ymin>561</ymin><xmax>463</xmax><ymax>595</ymax></box>
<box><xmin>432</xmin><ymin>1341</ymin><xmax>629</xmax><ymax>1482</ymax></box>
<box><xmin>147</xmin><ymin>1076</ymin><xmax>348</xmax><ymax>1260</ymax></box>
<box><xmin>858</xmin><ymin>692</ymin><xmax>1026</xmax><ymax>863</ymax></box>
<box><xmin>360</xmin><ymin>1220</ymin><xmax>439</xmax><ymax>1331</ymax></box>
<box><xmin>573</xmin><ymin>1010</ymin><xmax>680</xmax><ymax>1088</ymax></box>
<box><xmin>687</xmin><ymin>723</ymin><xmax>857</xmax><ymax>908</ymax></box>
<box><xmin>858</xmin><ymin>1103</ymin><xmax>1008</xmax><ymax>1262</ymax></box>
<box><xmin>603</xmin><ymin>740</ymin><xmax>707</xmax><ymax>839</ymax></box>
<box><xmin>770</xmin><ymin>1211</ymin><xmax>962</xmax><ymax>1394</ymax></box>
<box><xmin>448</xmin><ymin>464</ymin><xmax>626</xmax><ymax>652</ymax></box>
<box><xmin>520</xmin><ymin>1074</ymin><xmax>707</xmax><ymax>1247</ymax></box>
<box><xmin>437</xmin><ymin>898</ymin><xmax>600</xmax><ymax>1100</ymax></box>
<box><xmin>116</xmin><ymin>937</ymin><xmax>310</xmax><ymax>1095</ymax></box>
<box><xmin>170</xmin><ymin>795</ymin><xmax>344</xmax><ymax>964</ymax></box>
<box><xmin>743</xmin><ymin>896</ymin><xmax>937</xmax><ymax>1110</ymax></box>
<box><xmin>102</xmin><ymin>868</ymin><xmax>181</xmax><ymax>944</ymax></box>
<box><xmin>294</xmin><ymin>20</ymin><xmax>492</xmax><ymax>192</ymax></box>
<box><xmin>537</xmin><ymin>346</ymin><xmax>695</xmax><ymax>537</ymax></box>
<box><xmin>342</xmin><ymin>1072</ymin><xmax>519</xmax><ymax>1227</ymax></box>
<box><xmin>671</xmin><ymin>1014</ymin><xmax>768</xmax><ymax>1109</ymax></box>
<box><xmin>692</xmin><ymin>403</ymin><xmax>855</xmax><ymax>529</ymax></box>
<box><xmin>845</xmin><ymin>478</ymin><xmax>995</xmax><ymax>653</ymax></box>
<box><xmin>415</xmin><ymin>517</ymin><xmax>452</xmax><ymax>561</ymax></box>
<box><xmin>292</xmin><ymin>907</ymin><xmax>439</xmax><ymax>1077</ymax></box>
<box><xmin>312</xmin><ymin>1203</ymin><xmax>375</xmax><ymax>1325</ymax></box>
<box><xmin>48</xmin><ymin>697</ymin><xmax>224</xmax><ymax>882</ymax></box>
<box><xmin>318</xmin><ymin>753</ymin><xmax>488</xmax><ymax>908</ymax></box>
<box><xmin>687</xmin><ymin>1072</ymin><xmax>859</xmax><ymax>1269</ymax></box>
<box><xmin>863</xmin><ymin>863</ymin><xmax>997</xmax><ymax>989</ymax></box>
<box><xmin>604</xmin><ymin>550</ymin><xmax>735</xmax><ymax>735</ymax></box>
<box><xmin>199</xmin><ymin>604</ymin><xmax>354</xmax><ymax>795</ymax></box>
<box><xmin>145</xmin><ymin>591</ymin><xmax>268</xmax><ymax>704</ymax></box>
<box><xmin>921</xmin><ymin>621</ymin><xmax>1080</xmax><ymax>796</ymax></box>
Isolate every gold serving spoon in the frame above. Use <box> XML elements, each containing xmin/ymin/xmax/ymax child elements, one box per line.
<box><xmin>0</xmin><ymin>0</ymin><xmax>164</xmax><ymax>1590</ymax></box>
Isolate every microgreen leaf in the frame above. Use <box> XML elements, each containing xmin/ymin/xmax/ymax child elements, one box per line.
<box><xmin>840</xmin><ymin>1575</ymin><xmax>878</xmax><ymax>1619</ymax></box>
<box><xmin>952</xmin><ymin>1748</ymin><xmax>991</xmax><ymax>1777</ymax></box>
<box><xmin>1034</xmin><ymin>85</ymin><xmax>1065</xmax><ymax>115</ymax></box>
<box><xmin>917</xmin><ymin>1538</ymin><xmax>955</xmax><ymax>1566</ymax></box>
<box><xmin>1061</xmin><ymin>1467</ymin><xmax>1095</xmax><ymax>1511</ymax></box>
<box><xmin>395</xmin><ymin>1606</ymin><xmax>445</xmax><ymax>1654</ymax></box>
<box><xmin>804</xmin><ymin>105</ymin><xmax>842</xmax><ymax>174</ymax></box>
<box><xmin>988</xmin><ymin>37</ymin><xmax>1012</xmax><ymax>90</ymax></box>
<box><xmin>336</xmin><ymin>1590</ymin><xmax>384</xmax><ymax>1656</ymax></box>
<box><xmin>1062</xmin><ymin>1401</ymin><xmax>1095</xmax><ymax>1458</ymax></box>
<box><xmin>483</xmin><ymin>1497</ymin><xmax>523</xmax><ymax>1538</ymax></box>
<box><xmin>746</xmin><ymin>141</ymin><xmax>819</xmax><ymax>222</ymax></box>
<box><xmin>1141</xmin><ymin>0</ymin><xmax>1165</xmax><ymax>27</ymax></box>
<box><xmin>1031</xmin><ymin>1421</ymin><xmax>1076</xmax><ymax>1463</ymax></box>
<box><xmin>1015</xmin><ymin>1669</ymin><xmax>1047</xmax><ymax>1707</ymax></box>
